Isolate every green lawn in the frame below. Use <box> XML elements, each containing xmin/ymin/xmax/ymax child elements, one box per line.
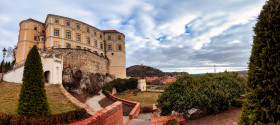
<box><xmin>0</xmin><ymin>82</ymin><xmax>79</xmax><ymax>114</ymax></box>
<box><xmin>115</xmin><ymin>91</ymin><xmax>163</xmax><ymax>107</ymax></box>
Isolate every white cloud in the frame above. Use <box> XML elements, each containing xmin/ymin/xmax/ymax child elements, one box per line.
<box><xmin>0</xmin><ymin>0</ymin><xmax>267</xmax><ymax>73</ymax></box>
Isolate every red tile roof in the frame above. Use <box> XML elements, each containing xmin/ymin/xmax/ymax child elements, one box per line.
<box><xmin>28</xmin><ymin>18</ymin><xmax>44</xmax><ymax>25</ymax></box>
<box><xmin>102</xmin><ymin>30</ymin><xmax>119</xmax><ymax>33</ymax></box>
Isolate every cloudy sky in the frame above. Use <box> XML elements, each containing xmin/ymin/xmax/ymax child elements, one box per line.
<box><xmin>0</xmin><ymin>0</ymin><xmax>266</xmax><ymax>74</ymax></box>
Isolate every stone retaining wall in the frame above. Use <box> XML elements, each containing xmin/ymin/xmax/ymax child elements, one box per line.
<box><xmin>108</xmin><ymin>94</ymin><xmax>140</xmax><ymax>119</ymax></box>
<box><xmin>51</xmin><ymin>48</ymin><xmax>109</xmax><ymax>74</ymax></box>
<box><xmin>69</xmin><ymin>101</ymin><xmax>123</xmax><ymax>125</ymax></box>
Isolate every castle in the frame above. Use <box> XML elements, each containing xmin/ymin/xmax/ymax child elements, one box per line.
<box><xmin>7</xmin><ymin>14</ymin><xmax>126</xmax><ymax>84</ymax></box>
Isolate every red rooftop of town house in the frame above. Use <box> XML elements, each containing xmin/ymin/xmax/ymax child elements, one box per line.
<box><xmin>102</xmin><ymin>30</ymin><xmax>119</xmax><ymax>33</ymax></box>
<box><xmin>28</xmin><ymin>18</ymin><xmax>44</xmax><ymax>25</ymax></box>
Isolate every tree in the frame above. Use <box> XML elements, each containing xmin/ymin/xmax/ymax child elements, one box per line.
<box><xmin>239</xmin><ymin>0</ymin><xmax>280</xmax><ymax>124</ymax></box>
<box><xmin>0</xmin><ymin>60</ymin><xmax>3</xmax><ymax>73</ymax></box>
<box><xmin>17</xmin><ymin>45</ymin><xmax>51</xmax><ymax>116</ymax></box>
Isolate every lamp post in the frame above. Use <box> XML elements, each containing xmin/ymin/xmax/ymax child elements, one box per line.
<box><xmin>1</xmin><ymin>48</ymin><xmax>7</xmax><ymax>83</ymax></box>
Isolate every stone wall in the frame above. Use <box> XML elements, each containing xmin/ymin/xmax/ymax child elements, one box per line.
<box><xmin>69</xmin><ymin>101</ymin><xmax>123</xmax><ymax>125</ymax></box>
<box><xmin>50</xmin><ymin>48</ymin><xmax>109</xmax><ymax>75</ymax></box>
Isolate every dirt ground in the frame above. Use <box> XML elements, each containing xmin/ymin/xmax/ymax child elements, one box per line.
<box><xmin>186</xmin><ymin>107</ymin><xmax>241</xmax><ymax>125</ymax></box>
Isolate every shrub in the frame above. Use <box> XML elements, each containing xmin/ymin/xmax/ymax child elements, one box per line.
<box><xmin>17</xmin><ymin>45</ymin><xmax>51</xmax><ymax>116</ymax></box>
<box><xmin>0</xmin><ymin>109</ymin><xmax>89</xmax><ymax>125</ymax></box>
<box><xmin>133</xmin><ymin>90</ymin><xmax>138</xmax><ymax>96</ymax></box>
<box><xmin>157</xmin><ymin>72</ymin><xmax>245</xmax><ymax>116</ymax></box>
<box><xmin>102</xmin><ymin>78</ymin><xmax>138</xmax><ymax>95</ymax></box>
<box><xmin>166</xmin><ymin>119</ymin><xmax>179</xmax><ymax>125</ymax></box>
<box><xmin>141</xmin><ymin>106</ymin><xmax>153</xmax><ymax>113</ymax></box>
<box><xmin>239</xmin><ymin>0</ymin><xmax>280</xmax><ymax>124</ymax></box>
<box><xmin>232</xmin><ymin>98</ymin><xmax>247</xmax><ymax>107</ymax></box>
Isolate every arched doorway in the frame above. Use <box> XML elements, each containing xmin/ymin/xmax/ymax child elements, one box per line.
<box><xmin>44</xmin><ymin>71</ymin><xmax>50</xmax><ymax>83</ymax></box>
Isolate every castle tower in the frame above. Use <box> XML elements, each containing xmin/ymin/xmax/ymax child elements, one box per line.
<box><xmin>16</xmin><ymin>19</ymin><xmax>45</xmax><ymax>63</ymax></box>
<box><xmin>104</xmin><ymin>30</ymin><xmax>126</xmax><ymax>78</ymax></box>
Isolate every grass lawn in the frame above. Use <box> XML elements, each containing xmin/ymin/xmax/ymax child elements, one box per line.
<box><xmin>0</xmin><ymin>82</ymin><xmax>79</xmax><ymax>114</ymax></box>
<box><xmin>115</xmin><ymin>91</ymin><xmax>163</xmax><ymax>108</ymax></box>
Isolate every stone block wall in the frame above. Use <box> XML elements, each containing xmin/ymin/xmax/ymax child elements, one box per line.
<box><xmin>50</xmin><ymin>48</ymin><xmax>109</xmax><ymax>74</ymax></box>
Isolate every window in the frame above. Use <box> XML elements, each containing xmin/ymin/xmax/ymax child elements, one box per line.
<box><xmin>101</xmin><ymin>53</ymin><xmax>103</xmax><ymax>56</ymax></box>
<box><xmin>77</xmin><ymin>34</ymin><xmax>81</xmax><ymax>42</ymax></box>
<box><xmin>84</xmin><ymin>47</ymin><xmax>86</xmax><ymax>50</ymax></box>
<box><xmin>76</xmin><ymin>24</ymin><xmax>80</xmax><ymax>29</ymax></box>
<box><xmin>76</xmin><ymin>46</ymin><xmax>81</xmax><ymax>49</ymax></box>
<box><xmin>108</xmin><ymin>45</ymin><xmax>112</xmax><ymax>50</ymax></box>
<box><xmin>66</xmin><ymin>21</ymin><xmax>70</xmax><ymax>26</ymax></box>
<box><xmin>111</xmin><ymin>53</ymin><xmax>114</xmax><ymax>55</ymax></box>
<box><xmin>55</xmin><ymin>19</ymin><xmax>59</xmax><ymax>23</ymax></box>
<box><xmin>41</xmin><ymin>38</ymin><xmax>44</xmax><ymax>41</ymax></box>
<box><xmin>101</xmin><ymin>43</ymin><xmax>103</xmax><ymax>49</ymax></box>
<box><xmin>94</xmin><ymin>31</ymin><xmax>96</xmax><ymax>36</ymax></box>
<box><xmin>54</xmin><ymin>29</ymin><xmax>59</xmax><ymax>36</ymax></box>
<box><xmin>34</xmin><ymin>36</ymin><xmax>37</xmax><ymax>40</ymax></box>
<box><xmin>34</xmin><ymin>26</ymin><xmax>37</xmax><ymax>30</ymax></box>
<box><xmin>118</xmin><ymin>44</ymin><xmax>122</xmax><ymax>51</ymax></box>
<box><xmin>66</xmin><ymin>43</ymin><xmax>71</xmax><ymax>48</ymax></box>
<box><xmin>66</xmin><ymin>31</ymin><xmax>71</xmax><ymax>39</ymax></box>
<box><xmin>94</xmin><ymin>40</ymin><xmax>97</xmax><ymax>47</ymax></box>
<box><xmin>108</xmin><ymin>35</ymin><xmax>111</xmax><ymax>40</ymax></box>
<box><xmin>87</xmin><ymin>27</ymin><xmax>90</xmax><ymax>33</ymax></box>
<box><xmin>118</xmin><ymin>35</ymin><xmax>121</xmax><ymax>40</ymax></box>
<box><xmin>87</xmin><ymin>37</ymin><xmax>90</xmax><ymax>44</ymax></box>
<box><xmin>54</xmin><ymin>41</ymin><xmax>59</xmax><ymax>47</ymax></box>
<box><xmin>100</xmin><ymin>34</ymin><xmax>102</xmax><ymax>38</ymax></box>
<box><xmin>42</xmin><ymin>30</ymin><xmax>45</xmax><ymax>33</ymax></box>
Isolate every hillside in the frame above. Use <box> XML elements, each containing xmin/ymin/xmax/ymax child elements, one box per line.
<box><xmin>126</xmin><ymin>65</ymin><xmax>165</xmax><ymax>77</ymax></box>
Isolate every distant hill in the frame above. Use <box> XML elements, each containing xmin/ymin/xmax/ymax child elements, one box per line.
<box><xmin>126</xmin><ymin>65</ymin><xmax>165</xmax><ymax>77</ymax></box>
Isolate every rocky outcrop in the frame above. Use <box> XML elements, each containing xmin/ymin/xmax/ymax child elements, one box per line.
<box><xmin>62</xmin><ymin>67</ymin><xmax>113</xmax><ymax>95</ymax></box>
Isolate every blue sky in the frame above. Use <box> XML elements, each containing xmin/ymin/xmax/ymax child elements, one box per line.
<box><xmin>0</xmin><ymin>0</ymin><xmax>266</xmax><ymax>74</ymax></box>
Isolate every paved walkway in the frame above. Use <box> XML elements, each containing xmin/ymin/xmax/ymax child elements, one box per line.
<box><xmin>85</xmin><ymin>90</ymin><xmax>106</xmax><ymax>111</ymax></box>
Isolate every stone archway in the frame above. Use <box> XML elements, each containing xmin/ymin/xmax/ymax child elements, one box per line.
<box><xmin>44</xmin><ymin>71</ymin><xmax>50</xmax><ymax>83</ymax></box>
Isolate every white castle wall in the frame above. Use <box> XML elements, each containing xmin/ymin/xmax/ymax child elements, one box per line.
<box><xmin>4</xmin><ymin>53</ymin><xmax>63</xmax><ymax>84</ymax></box>
<box><xmin>4</xmin><ymin>65</ymin><xmax>24</xmax><ymax>83</ymax></box>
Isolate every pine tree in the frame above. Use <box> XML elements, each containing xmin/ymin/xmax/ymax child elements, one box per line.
<box><xmin>0</xmin><ymin>60</ymin><xmax>3</xmax><ymax>73</ymax></box>
<box><xmin>17</xmin><ymin>45</ymin><xmax>51</xmax><ymax>116</ymax></box>
<box><xmin>239</xmin><ymin>0</ymin><xmax>280</xmax><ymax>124</ymax></box>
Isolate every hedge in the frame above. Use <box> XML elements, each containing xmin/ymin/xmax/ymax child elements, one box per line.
<box><xmin>0</xmin><ymin>109</ymin><xmax>89</xmax><ymax>125</ymax></box>
<box><xmin>102</xmin><ymin>78</ymin><xmax>138</xmax><ymax>95</ymax></box>
<box><xmin>157</xmin><ymin>72</ymin><xmax>245</xmax><ymax>116</ymax></box>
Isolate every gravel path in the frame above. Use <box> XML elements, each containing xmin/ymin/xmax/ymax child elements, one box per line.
<box><xmin>85</xmin><ymin>90</ymin><xmax>106</xmax><ymax>111</ymax></box>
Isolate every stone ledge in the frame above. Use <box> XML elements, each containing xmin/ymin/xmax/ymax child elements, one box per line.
<box><xmin>69</xmin><ymin>101</ymin><xmax>123</xmax><ymax>125</ymax></box>
<box><xmin>150</xmin><ymin>116</ymin><xmax>186</xmax><ymax>125</ymax></box>
<box><xmin>58</xmin><ymin>83</ymin><xmax>95</xmax><ymax>115</ymax></box>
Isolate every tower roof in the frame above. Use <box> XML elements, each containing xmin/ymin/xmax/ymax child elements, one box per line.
<box><xmin>27</xmin><ymin>18</ymin><xmax>44</xmax><ymax>25</ymax></box>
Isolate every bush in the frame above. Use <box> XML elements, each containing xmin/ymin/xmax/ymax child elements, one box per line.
<box><xmin>102</xmin><ymin>78</ymin><xmax>138</xmax><ymax>95</ymax></box>
<box><xmin>0</xmin><ymin>109</ymin><xmax>89</xmax><ymax>125</ymax></box>
<box><xmin>166</xmin><ymin>119</ymin><xmax>179</xmax><ymax>125</ymax></box>
<box><xmin>17</xmin><ymin>45</ymin><xmax>51</xmax><ymax>116</ymax></box>
<box><xmin>239</xmin><ymin>0</ymin><xmax>280</xmax><ymax>124</ymax></box>
<box><xmin>133</xmin><ymin>90</ymin><xmax>138</xmax><ymax>96</ymax></box>
<box><xmin>141</xmin><ymin>106</ymin><xmax>153</xmax><ymax>113</ymax></box>
<box><xmin>232</xmin><ymin>98</ymin><xmax>247</xmax><ymax>107</ymax></box>
<box><xmin>157</xmin><ymin>72</ymin><xmax>245</xmax><ymax>116</ymax></box>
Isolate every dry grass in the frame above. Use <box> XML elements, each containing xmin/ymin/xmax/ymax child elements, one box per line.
<box><xmin>0</xmin><ymin>82</ymin><xmax>79</xmax><ymax>114</ymax></box>
<box><xmin>115</xmin><ymin>91</ymin><xmax>162</xmax><ymax>107</ymax></box>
